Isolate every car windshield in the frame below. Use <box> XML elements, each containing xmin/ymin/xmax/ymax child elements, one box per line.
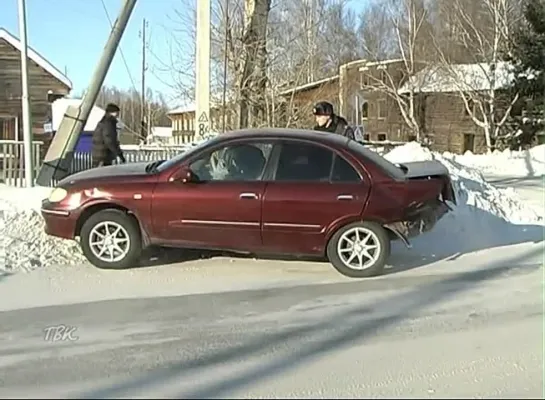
<box><xmin>154</xmin><ymin>137</ymin><xmax>222</xmax><ymax>173</ymax></box>
<box><xmin>347</xmin><ymin>140</ymin><xmax>406</xmax><ymax>180</ymax></box>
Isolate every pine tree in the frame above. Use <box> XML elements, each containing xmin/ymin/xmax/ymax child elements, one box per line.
<box><xmin>510</xmin><ymin>0</ymin><xmax>545</xmax><ymax>115</ymax></box>
<box><xmin>506</xmin><ymin>0</ymin><xmax>545</xmax><ymax>147</ymax></box>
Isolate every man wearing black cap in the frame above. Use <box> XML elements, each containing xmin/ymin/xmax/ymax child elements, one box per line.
<box><xmin>312</xmin><ymin>101</ymin><xmax>355</xmax><ymax>140</ymax></box>
<box><xmin>91</xmin><ymin>103</ymin><xmax>126</xmax><ymax>168</ymax></box>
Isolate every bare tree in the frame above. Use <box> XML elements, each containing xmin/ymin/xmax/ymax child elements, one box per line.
<box><xmin>358</xmin><ymin>0</ymin><xmax>433</xmax><ymax>141</ymax></box>
<box><xmin>433</xmin><ymin>0</ymin><xmax>521</xmax><ymax>150</ymax></box>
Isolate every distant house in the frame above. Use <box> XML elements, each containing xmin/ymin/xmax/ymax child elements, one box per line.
<box><xmin>0</xmin><ymin>28</ymin><xmax>72</xmax><ymax>141</ymax></box>
<box><xmin>398</xmin><ymin>62</ymin><xmax>515</xmax><ymax>153</ymax></box>
<box><xmin>279</xmin><ymin>58</ymin><xmax>516</xmax><ymax>154</ymax></box>
<box><xmin>167</xmin><ymin>101</ymin><xmax>226</xmax><ymax>143</ymax></box>
<box><xmin>277</xmin><ymin>75</ymin><xmax>340</xmax><ymax>128</ymax></box>
<box><xmin>146</xmin><ymin>126</ymin><xmax>174</xmax><ymax>145</ymax></box>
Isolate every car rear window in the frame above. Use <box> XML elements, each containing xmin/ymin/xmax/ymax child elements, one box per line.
<box><xmin>347</xmin><ymin>141</ymin><xmax>406</xmax><ymax>180</ymax></box>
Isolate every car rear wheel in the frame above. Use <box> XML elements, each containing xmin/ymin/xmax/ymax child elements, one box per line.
<box><xmin>80</xmin><ymin>209</ymin><xmax>142</xmax><ymax>269</ymax></box>
<box><xmin>327</xmin><ymin>221</ymin><xmax>390</xmax><ymax>278</ymax></box>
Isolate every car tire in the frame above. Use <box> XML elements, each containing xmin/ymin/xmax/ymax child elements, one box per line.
<box><xmin>80</xmin><ymin>209</ymin><xmax>143</xmax><ymax>270</ymax></box>
<box><xmin>327</xmin><ymin>221</ymin><xmax>390</xmax><ymax>278</ymax></box>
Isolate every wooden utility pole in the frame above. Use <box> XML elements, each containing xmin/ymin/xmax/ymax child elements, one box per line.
<box><xmin>196</xmin><ymin>0</ymin><xmax>211</xmax><ymax>140</ymax></box>
<box><xmin>140</xmin><ymin>18</ymin><xmax>148</xmax><ymax>143</ymax></box>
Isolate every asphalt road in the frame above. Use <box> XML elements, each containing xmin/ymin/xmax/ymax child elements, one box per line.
<box><xmin>0</xmin><ymin>245</ymin><xmax>542</xmax><ymax>399</ymax></box>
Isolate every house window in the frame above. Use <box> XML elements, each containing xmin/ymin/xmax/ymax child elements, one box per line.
<box><xmin>363</xmin><ymin>134</ymin><xmax>370</xmax><ymax>141</ymax></box>
<box><xmin>377</xmin><ymin>99</ymin><xmax>387</xmax><ymax>119</ymax></box>
<box><xmin>361</xmin><ymin>102</ymin><xmax>369</xmax><ymax>120</ymax></box>
<box><xmin>464</xmin><ymin>99</ymin><xmax>476</xmax><ymax>116</ymax></box>
<box><xmin>360</xmin><ymin>72</ymin><xmax>370</xmax><ymax>88</ymax></box>
<box><xmin>378</xmin><ymin>133</ymin><xmax>387</xmax><ymax>141</ymax></box>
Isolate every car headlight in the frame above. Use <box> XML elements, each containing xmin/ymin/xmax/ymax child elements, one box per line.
<box><xmin>48</xmin><ymin>187</ymin><xmax>68</xmax><ymax>203</ymax></box>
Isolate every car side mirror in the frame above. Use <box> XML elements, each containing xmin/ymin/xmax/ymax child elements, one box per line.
<box><xmin>170</xmin><ymin>167</ymin><xmax>196</xmax><ymax>184</ymax></box>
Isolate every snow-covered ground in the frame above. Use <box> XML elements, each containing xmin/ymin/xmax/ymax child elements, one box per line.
<box><xmin>0</xmin><ymin>143</ymin><xmax>543</xmax><ymax>311</ymax></box>
<box><xmin>443</xmin><ymin>144</ymin><xmax>545</xmax><ymax>177</ymax></box>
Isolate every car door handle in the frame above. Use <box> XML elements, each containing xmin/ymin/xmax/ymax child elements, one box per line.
<box><xmin>337</xmin><ymin>194</ymin><xmax>354</xmax><ymax>201</ymax></box>
<box><xmin>240</xmin><ymin>192</ymin><xmax>258</xmax><ymax>199</ymax></box>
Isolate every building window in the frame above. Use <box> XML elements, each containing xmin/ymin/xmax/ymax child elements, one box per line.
<box><xmin>377</xmin><ymin>99</ymin><xmax>387</xmax><ymax>119</ymax></box>
<box><xmin>378</xmin><ymin>133</ymin><xmax>387</xmax><ymax>141</ymax></box>
<box><xmin>361</xmin><ymin>102</ymin><xmax>369</xmax><ymax>120</ymax></box>
<box><xmin>464</xmin><ymin>99</ymin><xmax>476</xmax><ymax>116</ymax></box>
<box><xmin>363</xmin><ymin>134</ymin><xmax>370</xmax><ymax>141</ymax></box>
<box><xmin>360</xmin><ymin>72</ymin><xmax>370</xmax><ymax>88</ymax></box>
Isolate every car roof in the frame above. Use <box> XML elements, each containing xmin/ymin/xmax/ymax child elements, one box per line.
<box><xmin>220</xmin><ymin>128</ymin><xmax>349</xmax><ymax>147</ymax></box>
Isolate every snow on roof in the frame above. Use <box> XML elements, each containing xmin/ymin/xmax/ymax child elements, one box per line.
<box><xmin>398</xmin><ymin>62</ymin><xmax>514</xmax><ymax>94</ymax></box>
<box><xmin>358</xmin><ymin>58</ymin><xmax>406</xmax><ymax>71</ymax></box>
<box><xmin>51</xmin><ymin>98</ymin><xmax>106</xmax><ymax>131</ymax></box>
<box><xmin>168</xmin><ymin>100</ymin><xmax>223</xmax><ymax>115</ymax></box>
<box><xmin>150</xmin><ymin>126</ymin><xmax>172</xmax><ymax>137</ymax></box>
<box><xmin>279</xmin><ymin>75</ymin><xmax>340</xmax><ymax>96</ymax></box>
<box><xmin>0</xmin><ymin>28</ymin><xmax>72</xmax><ymax>89</ymax></box>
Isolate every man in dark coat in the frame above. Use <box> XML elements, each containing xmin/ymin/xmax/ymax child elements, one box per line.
<box><xmin>312</xmin><ymin>101</ymin><xmax>355</xmax><ymax>140</ymax></box>
<box><xmin>91</xmin><ymin>103</ymin><xmax>126</xmax><ymax>167</ymax></box>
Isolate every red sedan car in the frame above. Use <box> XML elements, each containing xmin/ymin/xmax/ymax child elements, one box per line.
<box><xmin>41</xmin><ymin>128</ymin><xmax>456</xmax><ymax>278</ymax></box>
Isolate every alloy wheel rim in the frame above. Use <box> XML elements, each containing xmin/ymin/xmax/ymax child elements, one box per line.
<box><xmin>337</xmin><ymin>227</ymin><xmax>381</xmax><ymax>270</ymax></box>
<box><xmin>89</xmin><ymin>221</ymin><xmax>130</xmax><ymax>263</ymax></box>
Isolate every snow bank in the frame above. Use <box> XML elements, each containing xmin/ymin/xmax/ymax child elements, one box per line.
<box><xmin>442</xmin><ymin>144</ymin><xmax>545</xmax><ymax>177</ymax></box>
<box><xmin>0</xmin><ymin>184</ymin><xmax>84</xmax><ymax>273</ymax></box>
<box><xmin>385</xmin><ymin>143</ymin><xmax>543</xmax><ymax>255</ymax></box>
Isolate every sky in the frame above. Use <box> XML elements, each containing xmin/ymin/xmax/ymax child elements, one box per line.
<box><xmin>0</xmin><ymin>0</ymin><xmax>364</xmax><ymax>109</ymax></box>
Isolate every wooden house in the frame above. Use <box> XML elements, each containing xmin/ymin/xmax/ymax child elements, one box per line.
<box><xmin>279</xmin><ymin>58</ymin><xmax>515</xmax><ymax>154</ymax></box>
<box><xmin>0</xmin><ymin>28</ymin><xmax>71</xmax><ymax>142</ymax></box>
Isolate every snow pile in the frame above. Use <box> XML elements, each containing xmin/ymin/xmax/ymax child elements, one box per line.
<box><xmin>385</xmin><ymin>143</ymin><xmax>543</xmax><ymax>255</ymax></box>
<box><xmin>0</xmin><ymin>184</ymin><xmax>84</xmax><ymax>273</ymax></box>
<box><xmin>442</xmin><ymin>144</ymin><xmax>545</xmax><ymax>177</ymax></box>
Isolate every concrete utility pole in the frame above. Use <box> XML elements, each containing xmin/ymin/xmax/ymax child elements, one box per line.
<box><xmin>17</xmin><ymin>0</ymin><xmax>33</xmax><ymax>188</ymax></box>
<box><xmin>221</xmin><ymin>0</ymin><xmax>229</xmax><ymax>133</ymax></box>
<box><xmin>195</xmin><ymin>0</ymin><xmax>211</xmax><ymax>140</ymax></box>
<box><xmin>36</xmin><ymin>0</ymin><xmax>137</xmax><ymax>186</ymax></box>
<box><xmin>140</xmin><ymin>18</ymin><xmax>148</xmax><ymax>143</ymax></box>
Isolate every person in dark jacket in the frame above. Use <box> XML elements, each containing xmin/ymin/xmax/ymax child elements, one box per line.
<box><xmin>91</xmin><ymin>103</ymin><xmax>126</xmax><ymax>167</ymax></box>
<box><xmin>312</xmin><ymin>101</ymin><xmax>355</xmax><ymax>140</ymax></box>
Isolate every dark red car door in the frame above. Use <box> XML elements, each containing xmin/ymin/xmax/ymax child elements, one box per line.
<box><xmin>152</xmin><ymin>181</ymin><xmax>266</xmax><ymax>250</ymax></box>
<box><xmin>261</xmin><ymin>140</ymin><xmax>370</xmax><ymax>255</ymax></box>
<box><xmin>151</xmin><ymin>141</ymin><xmax>274</xmax><ymax>251</ymax></box>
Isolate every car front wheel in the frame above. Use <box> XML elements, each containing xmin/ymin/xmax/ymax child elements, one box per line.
<box><xmin>80</xmin><ymin>209</ymin><xmax>143</xmax><ymax>269</ymax></box>
<box><xmin>327</xmin><ymin>221</ymin><xmax>390</xmax><ymax>278</ymax></box>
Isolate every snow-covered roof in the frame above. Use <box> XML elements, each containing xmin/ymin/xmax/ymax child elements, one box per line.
<box><xmin>358</xmin><ymin>58</ymin><xmax>406</xmax><ymax>71</ymax></box>
<box><xmin>0</xmin><ymin>28</ymin><xmax>72</xmax><ymax>89</ymax></box>
<box><xmin>279</xmin><ymin>75</ymin><xmax>340</xmax><ymax>96</ymax></box>
<box><xmin>168</xmin><ymin>100</ymin><xmax>222</xmax><ymax>115</ymax></box>
<box><xmin>51</xmin><ymin>98</ymin><xmax>106</xmax><ymax>131</ymax></box>
<box><xmin>150</xmin><ymin>126</ymin><xmax>172</xmax><ymax>137</ymax></box>
<box><xmin>398</xmin><ymin>62</ymin><xmax>514</xmax><ymax>94</ymax></box>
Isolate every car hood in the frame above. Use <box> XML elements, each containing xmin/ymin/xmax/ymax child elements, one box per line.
<box><xmin>58</xmin><ymin>162</ymin><xmax>150</xmax><ymax>185</ymax></box>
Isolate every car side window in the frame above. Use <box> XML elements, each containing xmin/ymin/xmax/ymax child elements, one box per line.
<box><xmin>331</xmin><ymin>155</ymin><xmax>361</xmax><ymax>183</ymax></box>
<box><xmin>274</xmin><ymin>142</ymin><xmax>334</xmax><ymax>182</ymax></box>
<box><xmin>189</xmin><ymin>142</ymin><xmax>273</xmax><ymax>182</ymax></box>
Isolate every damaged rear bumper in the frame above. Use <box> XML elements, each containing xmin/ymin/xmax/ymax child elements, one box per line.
<box><xmin>384</xmin><ymin>199</ymin><xmax>452</xmax><ymax>248</ymax></box>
